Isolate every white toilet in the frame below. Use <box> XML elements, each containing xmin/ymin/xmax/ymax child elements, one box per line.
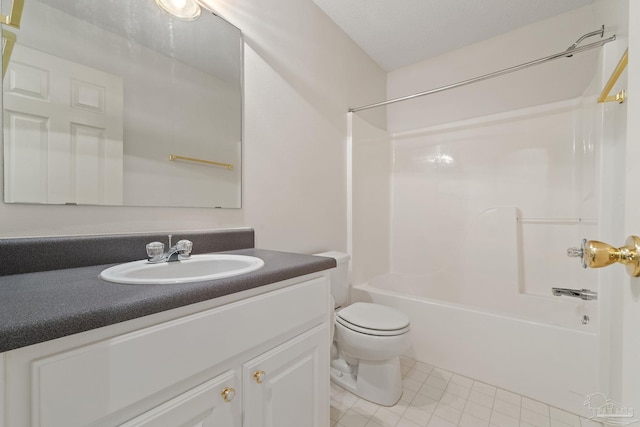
<box><xmin>315</xmin><ymin>251</ymin><xmax>411</xmax><ymax>406</ymax></box>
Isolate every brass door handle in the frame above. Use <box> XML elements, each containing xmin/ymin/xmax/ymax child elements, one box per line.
<box><xmin>253</xmin><ymin>370</ymin><xmax>266</xmax><ymax>384</ymax></box>
<box><xmin>568</xmin><ymin>236</ymin><xmax>640</xmax><ymax>277</ymax></box>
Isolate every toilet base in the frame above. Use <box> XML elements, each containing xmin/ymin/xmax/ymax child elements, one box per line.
<box><xmin>330</xmin><ymin>356</ymin><xmax>403</xmax><ymax>406</ymax></box>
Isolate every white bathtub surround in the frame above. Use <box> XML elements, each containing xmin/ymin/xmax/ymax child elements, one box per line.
<box><xmin>349</xmin><ymin>99</ymin><xmax>600</xmax><ymax>415</ymax></box>
<box><xmin>352</xmin><ymin>279</ymin><xmax>597</xmax><ymax>417</ymax></box>
<box><xmin>352</xmin><ymin>9</ymin><xmax>609</xmax><ymax>415</ymax></box>
<box><xmin>389</xmin><ymin>99</ymin><xmax>598</xmax><ymax>299</ymax></box>
<box><xmin>330</xmin><ymin>357</ymin><xmax>599</xmax><ymax>427</ymax></box>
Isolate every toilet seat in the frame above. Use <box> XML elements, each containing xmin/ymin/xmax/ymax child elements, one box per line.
<box><xmin>336</xmin><ymin>302</ymin><xmax>410</xmax><ymax>336</ymax></box>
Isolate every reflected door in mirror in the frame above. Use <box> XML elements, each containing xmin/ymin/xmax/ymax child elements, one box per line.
<box><xmin>2</xmin><ymin>0</ymin><xmax>243</xmax><ymax>208</ymax></box>
<box><xmin>4</xmin><ymin>45</ymin><xmax>123</xmax><ymax>205</ymax></box>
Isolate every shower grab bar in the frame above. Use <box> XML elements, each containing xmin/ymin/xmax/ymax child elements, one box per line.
<box><xmin>349</xmin><ymin>29</ymin><xmax>616</xmax><ymax>113</ymax></box>
<box><xmin>517</xmin><ymin>217</ymin><xmax>598</xmax><ymax>225</ymax></box>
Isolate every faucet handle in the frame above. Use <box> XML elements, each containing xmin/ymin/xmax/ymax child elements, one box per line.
<box><xmin>176</xmin><ymin>240</ymin><xmax>193</xmax><ymax>258</ymax></box>
<box><xmin>146</xmin><ymin>242</ymin><xmax>165</xmax><ymax>261</ymax></box>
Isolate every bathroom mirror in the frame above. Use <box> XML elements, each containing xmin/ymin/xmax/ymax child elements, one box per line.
<box><xmin>1</xmin><ymin>0</ymin><xmax>242</xmax><ymax>208</ymax></box>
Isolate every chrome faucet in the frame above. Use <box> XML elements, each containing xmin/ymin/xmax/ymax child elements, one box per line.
<box><xmin>552</xmin><ymin>287</ymin><xmax>598</xmax><ymax>301</ymax></box>
<box><xmin>146</xmin><ymin>235</ymin><xmax>193</xmax><ymax>263</ymax></box>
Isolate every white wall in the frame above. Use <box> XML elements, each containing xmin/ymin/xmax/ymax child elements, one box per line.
<box><xmin>0</xmin><ymin>0</ymin><xmax>386</xmax><ymax>254</ymax></box>
<box><xmin>387</xmin><ymin>5</ymin><xmax>601</xmax><ymax>132</ymax></box>
<box><xmin>350</xmin><ymin>114</ymin><xmax>391</xmax><ymax>287</ymax></box>
<box><xmin>389</xmin><ymin>100</ymin><xmax>598</xmax><ymax>303</ymax></box>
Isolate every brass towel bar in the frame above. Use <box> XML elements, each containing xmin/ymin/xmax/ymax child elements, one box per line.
<box><xmin>597</xmin><ymin>48</ymin><xmax>628</xmax><ymax>104</ymax></box>
<box><xmin>169</xmin><ymin>154</ymin><xmax>234</xmax><ymax>170</ymax></box>
<box><xmin>1</xmin><ymin>0</ymin><xmax>24</xmax><ymax>78</ymax></box>
<box><xmin>1</xmin><ymin>0</ymin><xmax>24</xmax><ymax>29</ymax></box>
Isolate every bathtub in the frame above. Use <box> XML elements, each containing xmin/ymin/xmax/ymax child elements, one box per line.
<box><xmin>352</xmin><ymin>274</ymin><xmax>598</xmax><ymax>416</ymax></box>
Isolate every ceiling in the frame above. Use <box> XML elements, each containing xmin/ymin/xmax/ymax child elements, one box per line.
<box><xmin>312</xmin><ymin>0</ymin><xmax>595</xmax><ymax>71</ymax></box>
<box><xmin>35</xmin><ymin>0</ymin><xmax>241</xmax><ymax>84</ymax></box>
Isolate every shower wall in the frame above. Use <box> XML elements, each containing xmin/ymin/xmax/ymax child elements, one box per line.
<box><xmin>350</xmin><ymin>99</ymin><xmax>602</xmax><ymax>412</ymax></box>
<box><xmin>382</xmin><ymin>4</ymin><xmax>602</xmax><ymax>308</ymax></box>
<box><xmin>390</xmin><ymin>100</ymin><xmax>597</xmax><ymax>303</ymax></box>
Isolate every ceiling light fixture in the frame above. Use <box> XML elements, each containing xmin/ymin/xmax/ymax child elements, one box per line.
<box><xmin>154</xmin><ymin>0</ymin><xmax>202</xmax><ymax>20</ymax></box>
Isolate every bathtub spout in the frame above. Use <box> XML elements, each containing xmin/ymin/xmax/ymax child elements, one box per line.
<box><xmin>552</xmin><ymin>287</ymin><xmax>597</xmax><ymax>301</ymax></box>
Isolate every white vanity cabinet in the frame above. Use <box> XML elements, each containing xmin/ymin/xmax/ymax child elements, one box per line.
<box><xmin>243</xmin><ymin>325</ymin><xmax>327</xmax><ymax>427</ymax></box>
<box><xmin>119</xmin><ymin>370</ymin><xmax>239</xmax><ymax>427</ymax></box>
<box><xmin>1</xmin><ymin>274</ymin><xmax>330</xmax><ymax>427</ymax></box>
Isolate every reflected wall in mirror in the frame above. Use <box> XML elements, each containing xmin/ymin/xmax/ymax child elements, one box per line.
<box><xmin>1</xmin><ymin>0</ymin><xmax>242</xmax><ymax>208</ymax></box>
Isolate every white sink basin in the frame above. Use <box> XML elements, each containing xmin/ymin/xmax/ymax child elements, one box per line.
<box><xmin>100</xmin><ymin>254</ymin><xmax>265</xmax><ymax>284</ymax></box>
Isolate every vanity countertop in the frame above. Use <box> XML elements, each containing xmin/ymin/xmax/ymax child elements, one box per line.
<box><xmin>0</xmin><ymin>248</ymin><xmax>336</xmax><ymax>353</ymax></box>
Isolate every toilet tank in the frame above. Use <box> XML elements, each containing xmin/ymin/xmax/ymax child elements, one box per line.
<box><xmin>313</xmin><ymin>251</ymin><xmax>350</xmax><ymax>308</ymax></box>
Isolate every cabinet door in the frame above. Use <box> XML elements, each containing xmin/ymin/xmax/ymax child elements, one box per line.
<box><xmin>118</xmin><ymin>371</ymin><xmax>239</xmax><ymax>427</ymax></box>
<box><xmin>243</xmin><ymin>324</ymin><xmax>329</xmax><ymax>427</ymax></box>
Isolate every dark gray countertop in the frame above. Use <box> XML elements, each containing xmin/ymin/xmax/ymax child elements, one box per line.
<box><xmin>0</xmin><ymin>248</ymin><xmax>336</xmax><ymax>353</ymax></box>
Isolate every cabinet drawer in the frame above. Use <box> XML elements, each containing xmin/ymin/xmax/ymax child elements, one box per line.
<box><xmin>119</xmin><ymin>370</ymin><xmax>239</xmax><ymax>427</ymax></box>
<box><xmin>31</xmin><ymin>277</ymin><xmax>328</xmax><ymax>427</ymax></box>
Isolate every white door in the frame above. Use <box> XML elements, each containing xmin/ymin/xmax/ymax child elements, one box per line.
<box><xmin>590</xmin><ymin>2</ymin><xmax>640</xmax><ymax>417</ymax></box>
<box><xmin>619</xmin><ymin>1</ymin><xmax>640</xmax><ymax>414</ymax></box>
<box><xmin>118</xmin><ymin>371</ymin><xmax>240</xmax><ymax>427</ymax></box>
<box><xmin>243</xmin><ymin>325</ymin><xmax>329</xmax><ymax>427</ymax></box>
<box><xmin>3</xmin><ymin>44</ymin><xmax>123</xmax><ymax>205</ymax></box>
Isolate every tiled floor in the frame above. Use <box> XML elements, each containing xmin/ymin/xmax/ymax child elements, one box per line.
<box><xmin>330</xmin><ymin>357</ymin><xmax>602</xmax><ymax>427</ymax></box>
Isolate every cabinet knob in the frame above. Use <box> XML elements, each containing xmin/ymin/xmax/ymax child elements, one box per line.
<box><xmin>253</xmin><ymin>370</ymin><xmax>266</xmax><ymax>384</ymax></box>
<box><xmin>221</xmin><ymin>387</ymin><xmax>236</xmax><ymax>402</ymax></box>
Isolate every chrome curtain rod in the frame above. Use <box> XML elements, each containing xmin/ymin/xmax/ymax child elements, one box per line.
<box><xmin>349</xmin><ymin>33</ymin><xmax>616</xmax><ymax>113</ymax></box>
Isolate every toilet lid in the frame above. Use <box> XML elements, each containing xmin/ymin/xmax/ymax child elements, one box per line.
<box><xmin>336</xmin><ymin>302</ymin><xmax>410</xmax><ymax>333</ymax></box>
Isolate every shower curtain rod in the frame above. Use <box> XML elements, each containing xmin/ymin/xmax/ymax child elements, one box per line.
<box><xmin>349</xmin><ymin>33</ymin><xmax>616</xmax><ymax>113</ymax></box>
